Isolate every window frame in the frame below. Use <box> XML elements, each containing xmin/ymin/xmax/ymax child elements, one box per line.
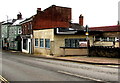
<box><xmin>65</xmin><ymin>38</ymin><xmax>86</xmax><ymax>48</ymax></box>
<box><xmin>35</xmin><ymin>38</ymin><xmax>39</xmax><ymax>47</ymax></box>
<box><xmin>45</xmin><ymin>39</ymin><xmax>50</xmax><ymax>49</ymax></box>
<box><xmin>39</xmin><ymin>38</ymin><xmax>44</xmax><ymax>48</ymax></box>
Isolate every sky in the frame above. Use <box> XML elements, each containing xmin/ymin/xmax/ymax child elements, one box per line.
<box><xmin>0</xmin><ymin>0</ymin><xmax>119</xmax><ymax>27</ymax></box>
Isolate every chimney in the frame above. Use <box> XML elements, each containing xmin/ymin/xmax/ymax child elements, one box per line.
<box><xmin>79</xmin><ymin>14</ymin><xmax>84</xmax><ymax>26</ymax></box>
<box><xmin>17</xmin><ymin>12</ymin><xmax>22</xmax><ymax>19</ymax></box>
<box><xmin>37</xmin><ymin>8</ymin><xmax>41</xmax><ymax>13</ymax></box>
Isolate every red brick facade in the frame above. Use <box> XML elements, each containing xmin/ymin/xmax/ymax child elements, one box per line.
<box><xmin>33</xmin><ymin>5</ymin><xmax>71</xmax><ymax>29</ymax></box>
<box><xmin>21</xmin><ymin>17</ymin><xmax>33</xmax><ymax>35</ymax></box>
<box><xmin>79</xmin><ymin>14</ymin><xmax>84</xmax><ymax>26</ymax></box>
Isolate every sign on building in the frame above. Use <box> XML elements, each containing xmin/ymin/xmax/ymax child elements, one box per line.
<box><xmin>79</xmin><ymin>41</ymin><xmax>88</xmax><ymax>47</ymax></box>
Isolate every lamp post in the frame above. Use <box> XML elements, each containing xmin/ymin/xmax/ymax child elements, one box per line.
<box><xmin>85</xmin><ymin>25</ymin><xmax>89</xmax><ymax>56</ymax></box>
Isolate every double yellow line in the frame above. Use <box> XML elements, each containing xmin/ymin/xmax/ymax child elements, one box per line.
<box><xmin>0</xmin><ymin>75</ymin><xmax>9</xmax><ymax>83</ymax></box>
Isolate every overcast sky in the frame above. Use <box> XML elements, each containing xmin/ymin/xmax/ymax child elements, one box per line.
<box><xmin>0</xmin><ymin>0</ymin><xmax>119</xmax><ymax>27</ymax></box>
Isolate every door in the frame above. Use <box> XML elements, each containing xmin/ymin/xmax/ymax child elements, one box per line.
<box><xmin>29</xmin><ymin>42</ymin><xmax>31</xmax><ymax>54</ymax></box>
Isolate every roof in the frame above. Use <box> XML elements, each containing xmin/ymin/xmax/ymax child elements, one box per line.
<box><xmin>70</xmin><ymin>23</ymin><xmax>84</xmax><ymax>30</ymax></box>
<box><xmin>2</xmin><ymin>19</ymin><xmax>16</xmax><ymax>24</ymax></box>
<box><xmin>90</xmin><ymin>25</ymin><xmax>120</xmax><ymax>31</ymax></box>
<box><xmin>20</xmin><ymin>16</ymin><xmax>34</xmax><ymax>24</ymax></box>
<box><xmin>13</xmin><ymin>18</ymin><xmax>25</xmax><ymax>25</ymax></box>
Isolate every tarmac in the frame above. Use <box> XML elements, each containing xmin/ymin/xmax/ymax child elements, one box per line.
<box><xmin>2</xmin><ymin>50</ymin><xmax>120</xmax><ymax>66</ymax></box>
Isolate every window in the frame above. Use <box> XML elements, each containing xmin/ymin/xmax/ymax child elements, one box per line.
<box><xmin>109</xmin><ymin>37</ymin><xmax>115</xmax><ymax>41</ymax></box>
<box><xmin>75</xmin><ymin>40</ymin><xmax>80</xmax><ymax>47</ymax></box>
<box><xmin>71</xmin><ymin>39</ymin><xmax>76</xmax><ymax>47</ymax></box>
<box><xmin>96</xmin><ymin>37</ymin><xmax>115</xmax><ymax>42</ymax></box>
<box><xmin>18</xmin><ymin>28</ymin><xmax>22</xmax><ymax>34</ymax></box>
<box><xmin>65</xmin><ymin>38</ymin><xmax>86</xmax><ymax>48</ymax></box>
<box><xmin>23</xmin><ymin>39</ymin><xmax>27</xmax><ymax>50</ymax></box>
<box><xmin>65</xmin><ymin>39</ymin><xmax>70</xmax><ymax>47</ymax></box>
<box><xmin>40</xmin><ymin>39</ymin><xmax>44</xmax><ymax>48</ymax></box>
<box><xmin>35</xmin><ymin>38</ymin><xmax>38</xmax><ymax>47</ymax></box>
<box><xmin>45</xmin><ymin>39</ymin><xmax>50</xmax><ymax>48</ymax></box>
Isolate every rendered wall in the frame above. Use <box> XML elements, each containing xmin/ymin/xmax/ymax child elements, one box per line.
<box><xmin>33</xmin><ymin>29</ymin><xmax>54</xmax><ymax>56</ymax></box>
<box><xmin>33</xmin><ymin>28</ymin><xmax>94</xmax><ymax>56</ymax></box>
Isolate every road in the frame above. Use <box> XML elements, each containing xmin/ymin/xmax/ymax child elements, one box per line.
<box><xmin>0</xmin><ymin>51</ymin><xmax>119</xmax><ymax>82</ymax></box>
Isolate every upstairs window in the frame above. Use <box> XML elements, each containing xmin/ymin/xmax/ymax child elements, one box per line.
<box><xmin>18</xmin><ymin>28</ymin><xmax>22</xmax><ymax>34</ymax></box>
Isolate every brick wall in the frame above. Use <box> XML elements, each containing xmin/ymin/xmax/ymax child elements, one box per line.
<box><xmin>33</xmin><ymin>5</ymin><xmax>71</xmax><ymax>29</ymax></box>
<box><xmin>22</xmin><ymin>21</ymin><xmax>32</xmax><ymax>35</ymax></box>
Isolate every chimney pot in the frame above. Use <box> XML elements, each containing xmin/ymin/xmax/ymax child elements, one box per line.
<box><xmin>17</xmin><ymin>12</ymin><xmax>22</xmax><ymax>19</ymax></box>
<box><xmin>79</xmin><ymin>14</ymin><xmax>84</xmax><ymax>26</ymax></box>
<box><xmin>37</xmin><ymin>8</ymin><xmax>41</xmax><ymax>13</ymax></box>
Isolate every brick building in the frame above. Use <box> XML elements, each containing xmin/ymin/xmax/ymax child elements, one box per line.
<box><xmin>33</xmin><ymin>5</ymin><xmax>71</xmax><ymax>29</ymax></box>
<box><xmin>20</xmin><ymin>16</ymin><xmax>33</xmax><ymax>53</ymax></box>
<box><xmin>20</xmin><ymin>5</ymin><xmax>72</xmax><ymax>54</ymax></box>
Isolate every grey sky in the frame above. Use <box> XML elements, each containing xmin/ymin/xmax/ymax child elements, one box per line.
<box><xmin>0</xmin><ymin>0</ymin><xmax>119</xmax><ymax>27</ymax></box>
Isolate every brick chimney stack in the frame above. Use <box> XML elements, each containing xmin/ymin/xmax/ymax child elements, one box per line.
<box><xmin>37</xmin><ymin>8</ymin><xmax>41</xmax><ymax>14</ymax></box>
<box><xmin>17</xmin><ymin>12</ymin><xmax>22</xmax><ymax>19</ymax></box>
<box><xmin>79</xmin><ymin>14</ymin><xmax>84</xmax><ymax>26</ymax></box>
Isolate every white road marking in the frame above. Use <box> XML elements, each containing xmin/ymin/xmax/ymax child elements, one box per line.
<box><xmin>0</xmin><ymin>75</ymin><xmax>9</xmax><ymax>83</ymax></box>
<box><xmin>58</xmin><ymin>70</ymin><xmax>110</xmax><ymax>83</ymax></box>
<box><xmin>97</xmin><ymin>65</ymin><xmax>119</xmax><ymax>68</ymax></box>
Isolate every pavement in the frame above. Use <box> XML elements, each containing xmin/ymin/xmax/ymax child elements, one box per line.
<box><xmin>2</xmin><ymin>50</ymin><xmax>120</xmax><ymax>66</ymax></box>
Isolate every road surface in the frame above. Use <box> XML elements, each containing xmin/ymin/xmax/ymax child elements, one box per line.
<box><xmin>0</xmin><ymin>51</ymin><xmax>119</xmax><ymax>83</ymax></box>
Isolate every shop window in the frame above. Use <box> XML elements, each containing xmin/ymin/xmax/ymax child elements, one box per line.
<box><xmin>109</xmin><ymin>37</ymin><xmax>115</xmax><ymax>41</ymax></box>
<box><xmin>96</xmin><ymin>37</ymin><xmax>115</xmax><ymax>42</ymax></box>
<box><xmin>101</xmin><ymin>37</ymin><xmax>107</xmax><ymax>41</ymax></box>
<box><xmin>65</xmin><ymin>38</ymin><xmax>86</xmax><ymax>48</ymax></box>
<box><xmin>70</xmin><ymin>39</ymin><xmax>76</xmax><ymax>47</ymax></box>
<box><xmin>45</xmin><ymin>39</ymin><xmax>50</xmax><ymax>48</ymax></box>
<box><xmin>65</xmin><ymin>39</ymin><xmax>70</xmax><ymax>47</ymax></box>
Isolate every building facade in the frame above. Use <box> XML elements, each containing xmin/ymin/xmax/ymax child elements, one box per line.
<box><xmin>32</xmin><ymin>5</ymin><xmax>71</xmax><ymax>29</ymax></box>
<box><xmin>8</xmin><ymin>13</ymin><xmax>24</xmax><ymax>51</ymax></box>
<box><xmin>1</xmin><ymin>19</ymin><xmax>14</xmax><ymax>49</ymax></box>
<box><xmin>90</xmin><ymin>25</ymin><xmax>120</xmax><ymax>47</ymax></box>
<box><xmin>20</xmin><ymin>5</ymin><xmax>72</xmax><ymax>54</ymax></box>
<box><xmin>1</xmin><ymin>13</ymin><xmax>24</xmax><ymax>50</ymax></box>
<box><xmin>33</xmin><ymin>27</ymin><xmax>100</xmax><ymax>56</ymax></box>
<box><xmin>20</xmin><ymin>16</ymin><xmax>33</xmax><ymax>53</ymax></box>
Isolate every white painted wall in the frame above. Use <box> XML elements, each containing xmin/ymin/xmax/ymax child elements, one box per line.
<box><xmin>22</xmin><ymin>38</ymin><xmax>32</xmax><ymax>54</ymax></box>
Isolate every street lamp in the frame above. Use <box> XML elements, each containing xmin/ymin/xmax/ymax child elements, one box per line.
<box><xmin>85</xmin><ymin>25</ymin><xmax>89</xmax><ymax>56</ymax></box>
